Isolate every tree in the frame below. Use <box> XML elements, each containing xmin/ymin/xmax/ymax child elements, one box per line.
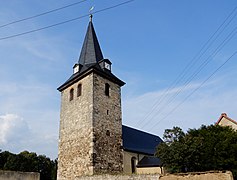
<box><xmin>18</xmin><ymin>151</ymin><xmax>38</xmax><ymax>172</ymax></box>
<box><xmin>38</xmin><ymin>155</ymin><xmax>56</xmax><ymax>180</ymax></box>
<box><xmin>163</xmin><ymin>126</ymin><xmax>185</xmax><ymax>144</ymax></box>
<box><xmin>156</xmin><ymin>125</ymin><xmax>237</xmax><ymax>179</ymax></box>
<box><xmin>0</xmin><ymin>150</ymin><xmax>57</xmax><ymax>180</ymax></box>
<box><xmin>156</xmin><ymin>127</ymin><xmax>188</xmax><ymax>173</ymax></box>
<box><xmin>0</xmin><ymin>151</ymin><xmax>13</xmax><ymax>169</ymax></box>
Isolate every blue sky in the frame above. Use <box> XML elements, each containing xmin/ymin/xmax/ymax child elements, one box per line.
<box><xmin>0</xmin><ymin>0</ymin><xmax>237</xmax><ymax>159</ymax></box>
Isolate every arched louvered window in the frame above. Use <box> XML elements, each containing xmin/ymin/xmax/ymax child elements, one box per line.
<box><xmin>69</xmin><ymin>88</ymin><xmax>74</xmax><ymax>101</ymax></box>
<box><xmin>105</xmin><ymin>83</ymin><xmax>110</xmax><ymax>96</ymax></box>
<box><xmin>77</xmin><ymin>84</ymin><xmax>82</xmax><ymax>97</ymax></box>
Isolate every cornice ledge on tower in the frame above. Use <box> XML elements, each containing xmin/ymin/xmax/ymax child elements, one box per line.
<box><xmin>57</xmin><ymin>65</ymin><xmax>125</xmax><ymax>92</ymax></box>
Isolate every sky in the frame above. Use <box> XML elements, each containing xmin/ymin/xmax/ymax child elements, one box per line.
<box><xmin>0</xmin><ymin>0</ymin><xmax>237</xmax><ymax>159</ymax></box>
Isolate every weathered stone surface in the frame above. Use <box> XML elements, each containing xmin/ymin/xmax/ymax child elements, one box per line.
<box><xmin>0</xmin><ymin>170</ymin><xmax>40</xmax><ymax>180</ymax></box>
<box><xmin>57</xmin><ymin>74</ymin><xmax>94</xmax><ymax>180</ymax></box>
<box><xmin>57</xmin><ymin>72</ymin><xmax>123</xmax><ymax>180</ymax></box>
<box><xmin>75</xmin><ymin>171</ymin><xmax>233</xmax><ymax>180</ymax></box>
<box><xmin>160</xmin><ymin>171</ymin><xmax>234</xmax><ymax>180</ymax></box>
<box><xmin>93</xmin><ymin>73</ymin><xmax>123</xmax><ymax>174</ymax></box>
<box><xmin>76</xmin><ymin>174</ymin><xmax>160</xmax><ymax>180</ymax></box>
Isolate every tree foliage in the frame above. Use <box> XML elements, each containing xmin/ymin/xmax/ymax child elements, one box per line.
<box><xmin>156</xmin><ymin>125</ymin><xmax>237</xmax><ymax>179</ymax></box>
<box><xmin>0</xmin><ymin>150</ymin><xmax>57</xmax><ymax>180</ymax></box>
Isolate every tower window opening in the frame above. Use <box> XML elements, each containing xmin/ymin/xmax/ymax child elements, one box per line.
<box><xmin>69</xmin><ymin>88</ymin><xmax>74</xmax><ymax>101</ymax></box>
<box><xmin>77</xmin><ymin>84</ymin><xmax>82</xmax><ymax>97</ymax></box>
<box><xmin>105</xmin><ymin>83</ymin><xmax>110</xmax><ymax>96</ymax></box>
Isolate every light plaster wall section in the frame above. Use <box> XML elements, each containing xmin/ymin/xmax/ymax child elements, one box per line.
<box><xmin>137</xmin><ymin>167</ymin><xmax>162</xmax><ymax>175</ymax></box>
<box><xmin>57</xmin><ymin>74</ymin><xmax>94</xmax><ymax>180</ymax></box>
<box><xmin>219</xmin><ymin>117</ymin><xmax>237</xmax><ymax>130</ymax></box>
<box><xmin>123</xmin><ymin>151</ymin><xmax>145</xmax><ymax>174</ymax></box>
<box><xmin>92</xmin><ymin>73</ymin><xmax>123</xmax><ymax>174</ymax></box>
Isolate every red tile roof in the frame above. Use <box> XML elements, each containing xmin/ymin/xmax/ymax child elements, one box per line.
<box><xmin>216</xmin><ymin>113</ymin><xmax>237</xmax><ymax>125</ymax></box>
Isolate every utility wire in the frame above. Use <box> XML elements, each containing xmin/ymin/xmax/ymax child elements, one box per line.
<box><xmin>141</xmin><ymin>24</ymin><xmax>237</xmax><ymax>130</ymax></box>
<box><xmin>135</xmin><ymin>5</ymin><xmax>237</xmax><ymax>128</ymax></box>
<box><xmin>149</xmin><ymin>50</ymin><xmax>237</xmax><ymax>132</ymax></box>
<box><xmin>0</xmin><ymin>0</ymin><xmax>135</xmax><ymax>41</ymax></box>
<box><xmin>136</xmin><ymin>5</ymin><xmax>237</xmax><ymax>128</ymax></box>
<box><xmin>0</xmin><ymin>0</ymin><xmax>88</xmax><ymax>28</ymax></box>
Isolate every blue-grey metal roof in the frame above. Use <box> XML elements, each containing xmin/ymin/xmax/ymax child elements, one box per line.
<box><xmin>137</xmin><ymin>156</ymin><xmax>162</xmax><ymax>167</ymax></box>
<box><xmin>122</xmin><ymin>125</ymin><xmax>163</xmax><ymax>155</ymax></box>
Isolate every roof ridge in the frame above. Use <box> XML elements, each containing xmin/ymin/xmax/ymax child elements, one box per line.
<box><xmin>122</xmin><ymin>125</ymin><xmax>160</xmax><ymax>138</ymax></box>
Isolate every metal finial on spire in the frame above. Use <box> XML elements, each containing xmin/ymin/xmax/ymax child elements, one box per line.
<box><xmin>89</xmin><ymin>6</ymin><xmax>94</xmax><ymax>22</ymax></box>
<box><xmin>89</xmin><ymin>14</ymin><xmax>93</xmax><ymax>22</ymax></box>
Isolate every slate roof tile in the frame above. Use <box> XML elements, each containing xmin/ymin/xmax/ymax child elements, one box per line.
<box><xmin>122</xmin><ymin>125</ymin><xmax>163</xmax><ymax>155</ymax></box>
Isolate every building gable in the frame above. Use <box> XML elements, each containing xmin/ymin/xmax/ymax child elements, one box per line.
<box><xmin>216</xmin><ymin>113</ymin><xmax>237</xmax><ymax>130</ymax></box>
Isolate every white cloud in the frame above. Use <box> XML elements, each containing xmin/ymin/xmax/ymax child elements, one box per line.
<box><xmin>0</xmin><ymin>82</ymin><xmax>56</xmax><ymax>113</ymax></box>
<box><xmin>0</xmin><ymin>114</ymin><xmax>30</xmax><ymax>145</ymax></box>
<box><xmin>20</xmin><ymin>36</ymin><xmax>69</xmax><ymax>63</ymax></box>
<box><xmin>122</xmin><ymin>73</ymin><xmax>237</xmax><ymax>137</ymax></box>
<box><xmin>0</xmin><ymin>81</ymin><xmax>59</xmax><ymax>159</ymax></box>
<box><xmin>123</xmin><ymin>82</ymin><xmax>205</xmax><ymax>125</ymax></box>
<box><xmin>0</xmin><ymin>113</ymin><xmax>58</xmax><ymax>159</ymax></box>
<box><xmin>0</xmin><ymin>0</ymin><xmax>236</xmax><ymax>160</ymax></box>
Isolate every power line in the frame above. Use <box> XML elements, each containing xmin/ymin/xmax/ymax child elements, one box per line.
<box><xmin>0</xmin><ymin>0</ymin><xmax>88</xmax><ymax>28</ymax></box>
<box><xmin>136</xmin><ymin>5</ymin><xmax>237</xmax><ymax>129</ymax></box>
<box><xmin>149</xmin><ymin>50</ymin><xmax>237</xmax><ymax>132</ymax></box>
<box><xmin>0</xmin><ymin>0</ymin><xmax>135</xmax><ymax>41</ymax></box>
<box><xmin>142</xmin><ymin>24</ymin><xmax>237</xmax><ymax>130</ymax></box>
<box><xmin>135</xmin><ymin>4</ymin><xmax>237</xmax><ymax>128</ymax></box>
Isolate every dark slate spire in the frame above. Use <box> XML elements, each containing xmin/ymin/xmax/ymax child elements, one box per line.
<box><xmin>78</xmin><ymin>15</ymin><xmax>104</xmax><ymax>65</ymax></box>
<box><xmin>57</xmin><ymin>16</ymin><xmax>125</xmax><ymax>92</ymax></box>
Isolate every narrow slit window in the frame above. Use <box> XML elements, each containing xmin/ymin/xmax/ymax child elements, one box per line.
<box><xmin>105</xmin><ymin>83</ymin><xmax>110</xmax><ymax>96</ymax></box>
<box><xmin>77</xmin><ymin>84</ymin><xmax>82</xmax><ymax>97</ymax></box>
<box><xmin>69</xmin><ymin>88</ymin><xmax>74</xmax><ymax>101</ymax></box>
<box><xmin>131</xmin><ymin>157</ymin><xmax>136</xmax><ymax>173</ymax></box>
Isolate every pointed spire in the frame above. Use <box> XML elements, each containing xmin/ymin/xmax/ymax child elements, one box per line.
<box><xmin>78</xmin><ymin>16</ymin><xmax>104</xmax><ymax>66</ymax></box>
<box><xmin>57</xmin><ymin>15</ymin><xmax>125</xmax><ymax>92</ymax></box>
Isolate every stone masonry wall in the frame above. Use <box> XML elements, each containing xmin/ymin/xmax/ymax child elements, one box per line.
<box><xmin>77</xmin><ymin>174</ymin><xmax>160</xmax><ymax>180</ymax></box>
<box><xmin>160</xmin><ymin>171</ymin><xmax>234</xmax><ymax>180</ymax></box>
<box><xmin>76</xmin><ymin>171</ymin><xmax>233</xmax><ymax>180</ymax></box>
<box><xmin>57</xmin><ymin>72</ymin><xmax>123</xmax><ymax>179</ymax></box>
<box><xmin>57</xmin><ymin>74</ymin><xmax>94</xmax><ymax>180</ymax></box>
<box><xmin>92</xmin><ymin>73</ymin><xmax>123</xmax><ymax>174</ymax></box>
<box><xmin>0</xmin><ymin>170</ymin><xmax>40</xmax><ymax>180</ymax></box>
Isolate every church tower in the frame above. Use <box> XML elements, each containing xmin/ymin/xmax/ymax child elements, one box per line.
<box><xmin>57</xmin><ymin>16</ymin><xmax>125</xmax><ymax>180</ymax></box>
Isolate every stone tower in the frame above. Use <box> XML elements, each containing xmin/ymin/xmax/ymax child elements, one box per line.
<box><xmin>57</xmin><ymin>16</ymin><xmax>125</xmax><ymax>180</ymax></box>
